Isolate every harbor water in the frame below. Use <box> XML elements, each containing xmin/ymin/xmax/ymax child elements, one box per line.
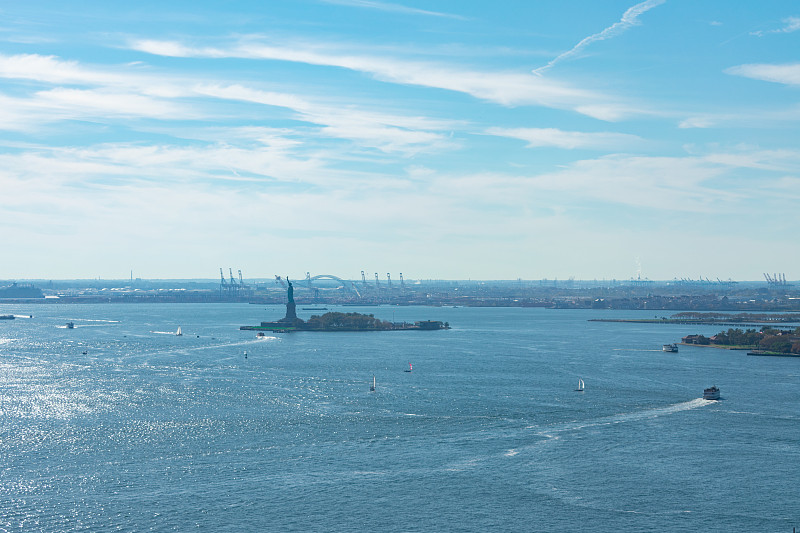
<box><xmin>1</xmin><ymin>304</ymin><xmax>798</xmax><ymax>531</ymax></box>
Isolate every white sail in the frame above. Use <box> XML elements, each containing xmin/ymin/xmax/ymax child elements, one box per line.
<box><xmin>370</xmin><ymin>375</ymin><xmax>376</xmax><ymax>391</ymax></box>
<box><xmin>576</xmin><ymin>379</ymin><xmax>584</xmax><ymax>391</ymax></box>
<box><xmin>176</xmin><ymin>326</ymin><xmax>182</xmax><ymax>336</ymax></box>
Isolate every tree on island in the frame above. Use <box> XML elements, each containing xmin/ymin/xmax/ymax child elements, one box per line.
<box><xmin>305</xmin><ymin>312</ymin><xmax>392</xmax><ymax>330</ymax></box>
<box><xmin>712</xmin><ymin>328</ymin><xmax>763</xmax><ymax>347</ymax></box>
<box><xmin>705</xmin><ymin>326</ymin><xmax>800</xmax><ymax>354</ymax></box>
<box><xmin>759</xmin><ymin>335</ymin><xmax>794</xmax><ymax>354</ymax></box>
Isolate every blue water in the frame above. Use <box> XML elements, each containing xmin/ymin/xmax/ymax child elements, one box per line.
<box><xmin>1</xmin><ymin>304</ymin><xmax>798</xmax><ymax>532</ymax></box>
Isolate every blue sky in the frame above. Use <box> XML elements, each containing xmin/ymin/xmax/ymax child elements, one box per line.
<box><xmin>1</xmin><ymin>1</ymin><xmax>798</xmax><ymax>281</ymax></box>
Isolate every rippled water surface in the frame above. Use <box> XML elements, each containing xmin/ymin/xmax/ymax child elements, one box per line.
<box><xmin>1</xmin><ymin>304</ymin><xmax>798</xmax><ymax>531</ymax></box>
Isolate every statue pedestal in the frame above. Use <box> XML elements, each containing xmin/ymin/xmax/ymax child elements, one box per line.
<box><xmin>283</xmin><ymin>301</ymin><xmax>297</xmax><ymax>320</ymax></box>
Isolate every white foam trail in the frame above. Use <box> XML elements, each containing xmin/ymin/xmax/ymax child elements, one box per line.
<box><xmin>530</xmin><ymin>398</ymin><xmax>714</xmax><ymax>436</ymax></box>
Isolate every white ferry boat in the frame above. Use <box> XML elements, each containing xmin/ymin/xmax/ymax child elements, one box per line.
<box><xmin>703</xmin><ymin>386</ymin><xmax>720</xmax><ymax>400</ymax></box>
<box><xmin>662</xmin><ymin>343</ymin><xmax>678</xmax><ymax>352</ymax></box>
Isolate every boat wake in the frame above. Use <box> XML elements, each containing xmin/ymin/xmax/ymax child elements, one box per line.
<box><xmin>528</xmin><ymin>398</ymin><xmax>715</xmax><ymax>438</ymax></box>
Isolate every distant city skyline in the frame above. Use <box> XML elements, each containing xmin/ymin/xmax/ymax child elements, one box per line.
<box><xmin>1</xmin><ymin>1</ymin><xmax>798</xmax><ymax>280</ymax></box>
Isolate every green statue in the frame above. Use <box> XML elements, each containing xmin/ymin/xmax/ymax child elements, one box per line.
<box><xmin>287</xmin><ymin>278</ymin><xmax>294</xmax><ymax>303</ymax></box>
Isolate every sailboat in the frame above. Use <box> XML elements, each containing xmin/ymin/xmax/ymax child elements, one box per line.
<box><xmin>405</xmin><ymin>363</ymin><xmax>412</xmax><ymax>373</ymax></box>
<box><xmin>176</xmin><ymin>326</ymin><xmax>182</xmax><ymax>336</ymax></box>
<box><xmin>575</xmin><ymin>379</ymin><xmax>584</xmax><ymax>392</ymax></box>
<box><xmin>370</xmin><ymin>375</ymin><xmax>376</xmax><ymax>392</ymax></box>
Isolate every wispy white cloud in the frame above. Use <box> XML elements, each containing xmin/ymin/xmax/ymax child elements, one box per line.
<box><xmin>533</xmin><ymin>0</ymin><xmax>666</xmax><ymax>75</ymax></box>
<box><xmin>0</xmin><ymin>53</ymin><xmax>142</xmax><ymax>87</ymax></box>
<box><xmin>751</xmin><ymin>16</ymin><xmax>800</xmax><ymax>37</ymax></box>
<box><xmin>703</xmin><ymin>148</ymin><xmax>800</xmax><ymax>174</ymax></box>
<box><xmin>319</xmin><ymin>0</ymin><xmax>466</xmax><ymax>20</ymax></box>
<box><xmin>194</xmin><ymin>83</ymin><xmax>461</xmax><ymax>154</ymax></box>
<box><xmin>2</xmin><ymin>138</ymin><xmax>797</xmax><ymax>278</ymax></box>
<box><xmin>129</xmin><ymin>38</ymin><xmax>642</xmax><ymax>120</ymax></box>
<box><xmin>432</xmin><ymin>144</ymin><xmax>800</xmax><ymax>220</ymax></box>
<box><xmin>486</xmin><ymin>127</ymin><xmax>643</xmax><ymax>150</ymax></box>
<box><xmin>726</xmin><ymin>62</ymin><xmax>800</xmax><ymax>86</ymax></box>
<box><xmin>0</xmin><ymin>53</ymin><xmax>461</xmax><ymax>156</ymax></box>
<box><xmin>36</xmin><ymin>88</ymin><xmax>186</xmax><ymax>118</ymax></box>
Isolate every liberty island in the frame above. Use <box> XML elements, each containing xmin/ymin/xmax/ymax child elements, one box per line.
<box><xmin>240</xmin><ymin>278</ymin><xmax>449</xmax><ymax>332</ymax></box>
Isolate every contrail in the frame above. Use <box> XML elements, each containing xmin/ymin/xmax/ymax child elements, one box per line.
<box><xmin>533</xmin><ymin>0</ymin><xmax>666</xmax><ymax>75</ymax></box>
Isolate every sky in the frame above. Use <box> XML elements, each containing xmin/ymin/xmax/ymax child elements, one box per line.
<box><xmin>1</xmin><ymin>1</ymin><xmax>798</xmax><ymax>281</ymax></box>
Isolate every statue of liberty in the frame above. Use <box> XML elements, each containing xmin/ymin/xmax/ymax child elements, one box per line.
<box><xmin>283</xmin><ymin>277</ymin><xmax>297</xmax><ymax>320</ymax></box>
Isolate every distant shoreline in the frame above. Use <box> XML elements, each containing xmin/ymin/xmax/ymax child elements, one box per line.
<box><xmin>589</xmin><ymin>318</ymin><xmax>798</xmax><ymax>329</ymax></box>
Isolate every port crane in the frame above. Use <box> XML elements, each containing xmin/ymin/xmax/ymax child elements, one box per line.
<box><xmin>764</xmin><ymin>273</ymin><xmax>788</xmax><ymax>287</ymax></box>
<box><xmin>350</xmin><ymin>281</ymin><xmax>362</xmax><ymax>298</ymax></box>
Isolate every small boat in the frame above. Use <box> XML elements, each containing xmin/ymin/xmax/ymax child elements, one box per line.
<box><xmin>662</xmin><ymin>343</ymin><xmax>678</xmax><ymax>352</ymax></box>
<box><xmin>703</xmin><ymin>386</ymin><xmax>720</xmax><ymax>400</ymax></box>
<box><xmin>370</xmin><ymin>375</ymin><xmax>376</xmax><ymax>392</ymax></box>
<box><xmin>575</xmin><ymin>379</ymin><xmax>584</xmax><ymax>392</ymax></box>
<box><xmin>175</xmin><ymin>326</ymin><xmax>182</xmax><ymax>336</ymax></box>
<box><xmin>66</xmin><ymin>322</ymin><xmax>74</xmax><ymax>329</ymax></box>
<box><xmin>404</xmin><ymin>363</ymin><xmax>412</xmax><ymax>373</ymax></box>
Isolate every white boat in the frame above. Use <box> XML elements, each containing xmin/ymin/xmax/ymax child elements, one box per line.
<box><xmin>176</xmin><ymin>326</ymin><xmax>182</xmax><ymax>336</ymax></box>
<box><xmin>370</xmin><ymin>375</ymin><xmax>376</xmax><ymax>392</ymax></box>
<box><xmin>703</xmin><ymin>386</ymin><xmax>720</xmax><ymax>400</ymax></box>
<box><xmin>575</xmin><ymin>379</ymin><xmax>584</xmax><ymax>392</ymax></box>
<box><xmin>662</xmin><ymin>343</ymin><xmax>678</xmax><ymax>352</ymax></box>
